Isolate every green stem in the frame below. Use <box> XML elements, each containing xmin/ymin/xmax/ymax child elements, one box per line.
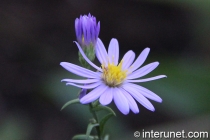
<box><xmin>89</xmin><ymin>103</ymin><xmax>101</xmax><ymax>140</ymax></box>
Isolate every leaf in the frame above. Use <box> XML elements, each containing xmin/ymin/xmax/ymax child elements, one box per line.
<box><xmin>72</xmin><ymin>134</ymin><xmax>94</xmax><ymax>140</ymax></box>
<box><xmin>99</xmin><ymin>113</ymin><xmax>114</xmax><ymax>135</ymax></box>
<box><xmin>92</xmin><ymin>105</ymin><xmax>116</xmax><ymax>116</ymax></box>
<box><xmin>60</xmin><ymin>98</ymin><xmax>80</xmax><ymax>111</ymax></box>
<box><xmin>86</xmin><ymin>123</ymin><xmax>99</xmax><ymax>139</ymax></box>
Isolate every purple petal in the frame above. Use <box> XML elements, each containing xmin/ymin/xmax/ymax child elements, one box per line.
<box><xmin>80</xmin><ymin>84</ymin><xmax>108</xmax><ymax>104</ymax></box>
<box><xmin>120</xmin><ymin>88</ymin><xmax>139</xmax><ymax>114</ymax></box>
<box><xmin>99</xmin><ymin>87</ymin><xmax>113</xmax><ymax>105</ymax></box>
<box><xmin>60</xmin><ymin>62</ymin><xmax>100</xmax><ymax>78</ymax></box>
<box><xmin>122</xmin><ymin>84</ymin><xmax>155</xmax><ymax>111</ymax></box>
<box><xmin>95</xmin><ymin>38</ymin><xmax>108</xmax><ymax>66</ymax></box>
<box><xmin>74</xmin><ymin>42</ymin><xmax>102</xmax><ymax>72</ymax></box>
<box><xmin>82</xmin><ymin>16</ymin><xmax>88</xmax><ymax>42</ymax></box>
<box><xmin>122</xmin><ymin>50</ymin><xmax>135</xmax><ymax>70</ymax></box>
<box><xmin>66</xmin><ymin>81</ymin><xmax>102</xmax><ymax>89</ymax></box>
<box><xmin>61</xmin><ymin>78</ymin><xmax>100</xmax><ymax>84</ymax></box>
<box><xmin>126</xmin><ymin>75</ymin><xmax>167</xmax><ymax>83</ymax></box>
<box><xmin>108</xmin><ymin>38</ymin><xmax>119</xmax><ymax>65</ymax></box>
<box><xmin>75</xmin><ymin>18</ymin><xmax>79</xmax><ymax>37</ymax></box>
<box><xmin>130</xmin><ymin>48</ymin><xmax>150</xmax><ymax>72</ymax></box>
<box><xmin>125</xmin><ymin>83</ymin><xmax>162</xmax><ymax>103</ymax></box>
<box><xmin>127</xmin><ymin>62</ymin><xmax>159</xmax><ymax>79</ymax></box>
<box><xmin>79</xmin><ymin>88</ymin><xmax>87</xmax><ymax>99</ymax></box>
<box><xmin>113</xmin><ymin>88</ymin><xmax>129</xmax><ymax>115</ymax></box>
<box><xmin>96</xmin><ymin>22</ymin><xmax>100</xmax><ymax>38</ymax></box>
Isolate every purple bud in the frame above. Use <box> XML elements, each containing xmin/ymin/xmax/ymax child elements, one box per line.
<box><xmin>75</xmin><ymin>14</ymin><xmax>100</xmax><ymax>47</ymax></box>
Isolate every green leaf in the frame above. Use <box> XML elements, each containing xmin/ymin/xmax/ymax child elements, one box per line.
<box><xmin>86</xmin><ymin>123</ymin><xmax>99</xmax><ymax>138</ymax></box>
<box><xmin>72</xmin><ymin>134</ymin><xmax>94</xmax><ymax>140</ymax></box>
<box><xmin>60</xmin><ymin>98</ymin><xmax>80</xmax><ymax>111</ymax></box>
<box><xmin>92</xmin><ymin>105</ymin><xmax>116</xmax><ymax>116</ymax></box>
<box><xmin>99</xmin><ymin>113</ymin><xmax>114</xmax><ymax>135</ymax></box>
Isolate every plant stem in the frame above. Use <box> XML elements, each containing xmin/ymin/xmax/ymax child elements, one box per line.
<box><xmin>89</xmin><ymin>103</ymin><xmax>101</xmax><ymax>140</ymax></box>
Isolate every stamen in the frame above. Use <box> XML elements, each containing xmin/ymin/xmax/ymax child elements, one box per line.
<box><xmin>102</xmin><ymin>61</ymin><xmax>127</xmax><ymax>87</ymax></box>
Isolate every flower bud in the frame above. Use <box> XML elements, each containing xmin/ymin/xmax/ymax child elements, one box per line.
<box><xmin>75</xmin><ymin>13</ymin><xmax>100</xmax><ymax>47</ymax></box>
<box><xmin>75</xmin><ymin>13</ymin><xmax>100</xmax><ymax>68</ymax></box>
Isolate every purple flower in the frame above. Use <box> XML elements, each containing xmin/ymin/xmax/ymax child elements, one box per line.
<box><xmin>75</xmin><ymin>13</ymin><xmax>100</xmax><ymax>47</ymax></box>
<box><xmin>60</xmin><ymin>38</ymin><xmax>166</xmax><ymax>115</ymax></box>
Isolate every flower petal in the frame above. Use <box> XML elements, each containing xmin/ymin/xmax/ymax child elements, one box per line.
<box><xmin>120</xmin><ymin>88</ymin><xmax>139</xmax><ymax>114</ymax></box>
<box><xmin>60</xmin><ymin>62</ymin><xmax>100</xmax><ymax>78</ymax></box>
<box><xmin>61</xmin><ymin>78</ymin><xmax>100</xmax><ymax>84</ymax></box>
<box><xmin>113</xmin><ymin>88</ymin><xmax>129</xmax><ymax>115</ymax></box>
<box><xmin>74</xmin><ymin>41</ymin><xmax>102</xmax><ymax>72</ymax></box>
<box><xmin>127</xmin><ymin>62</ymin><xmax>159</xmax><ymax>79</ymax></box>
<box><xmin>122</xmin><ymin>84</ymin><xmax>155</xmax><ymax>111</ymax></box>
<box><xmin>125</xmin><ymin>83</ymin><xmax>162</xmax><ymax>103</ymax></box>
<box><xmin>122</xmin><ymin>50</ymin><xmax>135</xmax><ymax>70</ymax></box>
<box><xmin>80</xmin><ymin>84</ymin><xmax>108</xmax><ymax>104</ymax></box>
<box><xmin>127</xmin><ymin>75</ymin><xmax>167</xmax><ymax>83</ymax></box>
<box><xmin>95</xmin><ymin>38</ymin><xmax>108</xmax><ymax>66</ymax></box>
<box><xmin>66</xmin><ymin>81</ymin><xmax>102</xmax><ymax>89</ymax></box>
<box><xmin>99</xmin><ymin>87</ymin><xmax>113</xmax><ymax>105</ymax></box>
<box><xmin>130</xmin><ymin>48</ymin><xmax>150</xmax><ymax>72</ymax></box>
<box><xmin>108</xmin><ymin>38</ymin><xmax>119</xmax><ymax>65</ymax></box>
<box><xmin>79</xmin><ymin>88</ymin><xmax>87</xmax><ymax>99</ymax></box>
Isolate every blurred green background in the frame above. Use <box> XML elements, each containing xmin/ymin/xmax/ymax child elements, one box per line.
<box><xmin>0</xmin><ymin>0</ymin><xmax>210</xmax><ymax>139</ymax></box>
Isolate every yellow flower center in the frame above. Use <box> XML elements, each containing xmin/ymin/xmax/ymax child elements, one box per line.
<box><xmin>102</xmin><ymin>61</ymin><xmax>127</xmax><ymax>87</ymax></box>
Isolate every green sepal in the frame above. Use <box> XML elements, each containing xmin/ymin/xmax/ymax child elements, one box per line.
<box><xmin>92</xmin><ymin>105</ymin><xmax>116</xmax><ymax>116</ymax></box>
<box><xmin>92</xmin><ymin>100</ymin><xmax>100</xmax><ymax>107</ymax></box>
<box><xmin>103</xmin><ymin>134</ymin><xmax>109</xmax><ymax>140</ymax></box>
<box><xmin>99</xmin><ymin>113</ymin><xmax>114</xmax><ymax>135</ymax></box>
<box><xmin>78</xmin><ymin>44</ymin><xmax>95</xmax><ymax>69</ymax></box>
<box><xmin>60</xmin><ymin>98</ymin><xmax>80</xmax><ymax>111</ymax></box>
<box><xmin>86</xmin><ymin>123</ymin><xmax>99</xmax><ymax>138</ymax></box>
<box><xmin>72</xmin><ymin>134</ymin><xmax>94</xmax><ymax>140</ymax></box>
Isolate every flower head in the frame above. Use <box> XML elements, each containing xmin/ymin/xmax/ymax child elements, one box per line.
<box><xmin>60</xmin><ymin>38</ymin><xmax>166</xmax><ymax>115</ymax></box>
<box><xmin>75</xmin><ymin>13</ymin><xmax>100</xmax><ymax>47</ymax></box>
<box><xmin>75</xmin><ymin>14</ymin><xmax>100</xmax><ymax>68</ymax></box>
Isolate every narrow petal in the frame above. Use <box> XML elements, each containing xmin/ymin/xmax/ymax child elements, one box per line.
<box><xmin>60</xmin><ymin>62</ymin><xmax>100</xmax><ymax>78</ymax></box>
<box><xmin>66</xmin><ymin>81</ymin><xmax>102</xmax><ymax>89</ymax></box>
<box><xmin>75</xmin><ymin>18</ymin><xmax>79</xmax><ymax>37</ymax></box>
<box><xmin>127</xmin><ymin>75</ymin><xmax>167</xmax><ymax>83</ymax></box>
<box><xmin>95</xmin><ymin>38</ymin><xmax>108</xmax><ymax>66</ymax></box>
<box><xmin>61</xmin><ymin>78</ymin><xmax>100</xmax><ymax>84</ymax></box>
<box><xmin>120</xmin><ymin>88</ymin><xmax>139</xmax><ymax>114</ymax></box>
<box><xmin>127</xmin><ymin>62</ymin><xmax>159</xmax><ymax>79</ymax></box>
<box><xmin>79</xmin><ymin>88</ymin><xmax>87</xmax><ymax>99</ymax></box>
<box><xmin>129</xmin><ymin>48</ymin><xmax>150</xmax><ymax>72</ymax></box>
<box><xmin>113</xmin><ymin>88</ymin><xmax>129</xmax><ymax>115</ymax></box>
<box><xmin>80</xmin><ymin>84</ymin><xmax>108</xmax><ymax>104</ymax></box>
<box><xmin>99</xmin><ymin>87</ymin><xmax>113</xmax><ymax>105</ymax></box>
<box><xmin>74</xmin><ymin>41</ymin><xmax>102</xmax><ymax>72</ymax></box>
<box><xmin>122</xmin><ymin>84</ymin><xmax>155</xmax><ymax>111</ymax></box>
<box><xmin>108</xmin><ymin>38</ymin><xmax>119</xmax><ymax>65</ymax></box>
<box><xmin>122</xmin><ymin>50</ymin><xmax>135</xmax><ymax>70</ymax></box>
<box><xmin>125</xmin><ymin>83</ymin><xmax>162</xmax><ymax>103</ymax></box>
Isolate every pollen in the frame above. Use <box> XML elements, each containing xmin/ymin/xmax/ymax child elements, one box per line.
<box><xmin>102</xmin><ymin>61</ymin><xmax>127</xmax><ymax>87</ymax></box>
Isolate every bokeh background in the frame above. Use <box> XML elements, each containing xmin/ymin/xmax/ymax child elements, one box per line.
<box><xmin>1</xmin><ymin>0</ymin><xmax>210</xmax><ymax>139</ymax></box>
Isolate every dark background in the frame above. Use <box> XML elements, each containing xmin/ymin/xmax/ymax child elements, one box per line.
<box><xmin>0</xmin><ymin>0</ymin><xmax>210</xmax><ymax>139</ymax></box>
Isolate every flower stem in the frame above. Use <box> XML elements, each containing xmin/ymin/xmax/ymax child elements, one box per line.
<box><xmin>89</xmin><ymin>103</ymin><xmax>101</xmax><ymax>140</ymax></box>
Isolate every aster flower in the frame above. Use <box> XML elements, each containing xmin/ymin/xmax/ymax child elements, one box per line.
<box><xmin>75</xmin><ymin>13</ymin><xmax>100</xmax><ymax>68</ymax></box>
<box><xmin>75</xmin><ymin>13</ymin><xmax>100</xmax><ymax>47</ymax></box>
<box><xmin>60</xmin><ymin>38</ymin><xmax>166</xmax><ymax>115</ymax></box>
